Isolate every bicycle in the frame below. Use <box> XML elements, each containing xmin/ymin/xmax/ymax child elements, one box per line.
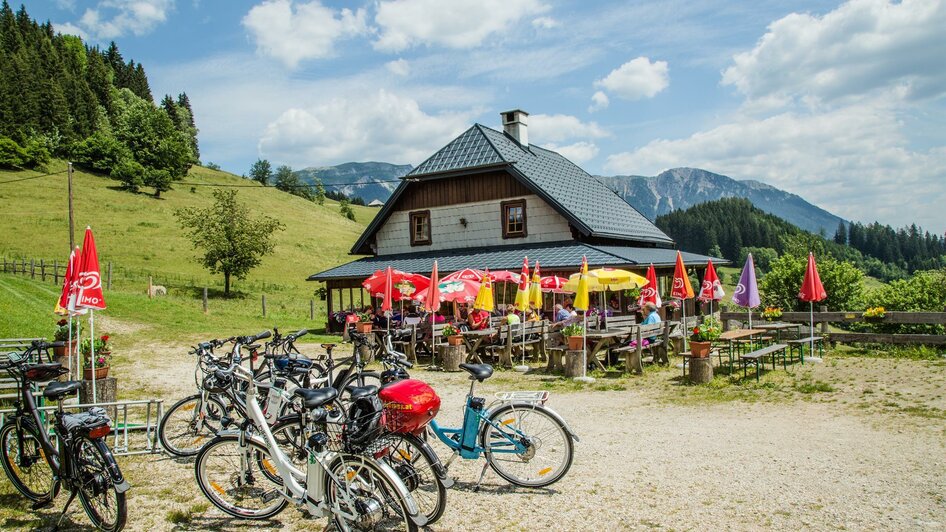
<box><xmin>0</xmin><ymin>341</ymin><xmax>129</xmax><ymax>531</ymax></box>
<box><xmin>193</xmin><ymin>339</ymin><xmax>426</xmax><ymax>530</ymax></box>
<box><xmin>430</xmin><ymin>363</ymin><xmax>578</xmax><ymax>489</ymax></box>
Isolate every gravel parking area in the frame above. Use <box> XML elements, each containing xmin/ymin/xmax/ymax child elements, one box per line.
<box><xmin>2</xmin><ymin>342</ymin><xmax>944</xmax><ymax>531</ymax></box>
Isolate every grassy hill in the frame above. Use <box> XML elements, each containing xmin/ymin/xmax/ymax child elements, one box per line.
<box><xmin>0</xmin><ymin>161</ymin><xmax>374</xmax><ymax>340</ymax></box>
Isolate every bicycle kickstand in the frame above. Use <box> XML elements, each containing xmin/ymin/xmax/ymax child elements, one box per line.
<box><xmin>473</xmin><ymin>461</ymin><xmax>489</xmax><ymax>492</ymax></box>
<box><xmin>55</xmin><ymin>490</ymin><xmax>78</xmax><ymax>529</ymax></box>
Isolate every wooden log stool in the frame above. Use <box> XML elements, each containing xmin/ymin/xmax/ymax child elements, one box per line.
<box><xmin>687</xmin><ymin>356</ymin><xmax>714</xmax><ymax>384</ymax></box>
<box><xmin>439</xmin><ymin>345</ymin><xmax>465</xmax><ymax>372</ymax></box>
<box><xmin>546</xmin><ymin>348</ymin><xmax>565</xmax><ymax>373</ymax></box>
<box><xmin>563</xmin><ymin>350</ymin><xmax>584</xmax><ymax>378</ymax></box>
<box><xmin>80</xmin><ymin>377</ymin><xmax>117</xmax><ymax>404</ymax></box>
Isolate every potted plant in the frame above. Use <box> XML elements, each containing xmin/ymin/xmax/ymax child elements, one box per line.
<box><xmin>761</xmin><ymin>306</ymin><xmax>783</xmax><ymax>322</ymax></box>
<box><xmin>863</xmin><ymin>306</ymin><xmax>886</xmax><ymax>322</ymax></box>
<box><xmin>689</xmin><ymin>317</ymin><xmax>721</xmax><ymax>357</ymax></box>
<box><xmin>562</xmin><ymin>323</ymin><xmax>584</xmax><ymax>350</ymax></box>
<box><xmin>442</xmin><ymin>323</ymin><xmax>463</xmax><ymax>346</ymax></box>
<box><xmin>81</xmin><ymin>334</ymin><xmax>112</xmax><ymax>380</ymax></box>
<box><xmin>356</xmin><ymin>310</ymin><xmax>374</xmax><ymax>333</ymax></box>
<box><xmin>53</xmin><ymin>319</ymin><xmax>77</xmax><ymax>357</ymax></box>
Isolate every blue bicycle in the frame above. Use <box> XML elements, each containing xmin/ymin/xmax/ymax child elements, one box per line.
<box><xmin>430</xmin><ymin>363</ymin><xmax>578</xmax><ymax>489</ymax></box>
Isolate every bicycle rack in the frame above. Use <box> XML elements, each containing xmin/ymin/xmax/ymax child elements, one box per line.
<box><xmin>0</xmin><ymin>399</ymin><xmax>165</xmax><ymax>457</ymax></box>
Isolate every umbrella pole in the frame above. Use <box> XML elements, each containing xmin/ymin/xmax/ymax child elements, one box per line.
<box><xmin>89</xmin><ymin>310</ymin><xmax>97</xmax><ymax>404</ymax></box>
<box><xmin>681</xmin><ymin>300</ymin><xmax>687</xmax><ymax>351</ymax></box>
<box><xmin>582</xmin><ymin>312</ymin><xmax>587</xmax><ymax>378</ymax></box>
<box><xmin>67</xmin><ymin>313</ymin><xmax>73</xmax><ymax>378</ymax></box>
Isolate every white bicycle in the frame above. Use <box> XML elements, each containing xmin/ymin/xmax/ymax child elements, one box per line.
<box><xmin>193</xmin><ymin>338</ymin><xmax>426</xmax><ymax>531</ymax></box>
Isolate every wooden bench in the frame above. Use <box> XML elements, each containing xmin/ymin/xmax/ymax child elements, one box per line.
<box><xmin>740</xmin><ymin>344</ymin><xmax>788</xmax><ymax>382</ymax></box>
<box><xmin>611</xmin><ymin>322</ymin><xmax>671</xmax><ymax>374</ymax></box>
<box><xmin>484</xmin><ymin>321</ymin><xmax>547</xmax><ymax>368</ymax></box>
<box><xmin>786</xmin><ymin>336</ymin><xmax>824</xmax><ymax>363</ymax></box>
<box><xmin>601</xmin><ymin>314</ymin><xmax>636</xmax><ymax>331</ymax></box>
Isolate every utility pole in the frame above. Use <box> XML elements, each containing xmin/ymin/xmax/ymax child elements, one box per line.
<box><xmin>68</xmin><ymin>162</ymin><xmax>75</xmax><ymax>250</ymax></box>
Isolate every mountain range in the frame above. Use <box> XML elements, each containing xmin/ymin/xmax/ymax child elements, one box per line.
<box><xmin>294</xmin><ymin>163</ymin><xmax>845</xmax><ymax>235</ymax></box>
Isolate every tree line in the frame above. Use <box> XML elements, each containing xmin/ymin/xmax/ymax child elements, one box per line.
<box><xmin>0</xmin><ymin>2</ymin><xmax>198</xmax><ymax>197</ymax></box>
<box><xmin>656</xmin><ymin>197</ymin><xmax>945</xmax><ymax>281</ymax></box>
<box><xmin>248</xmin><ymin>158</ymin><xmax>361</xmax><ymax>221</ymax></box>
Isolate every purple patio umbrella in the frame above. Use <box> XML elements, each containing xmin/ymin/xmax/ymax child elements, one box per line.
<box><xmin>732</xmin><ymin>253</ymin><xmax>761</xmax><ymax>330</ymax></box>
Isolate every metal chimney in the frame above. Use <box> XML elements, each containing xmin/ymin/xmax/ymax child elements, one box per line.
<box><xmin>501</xmin><ymin>109</ymin><xmax>529</xmax><ymax>147</ymax></box>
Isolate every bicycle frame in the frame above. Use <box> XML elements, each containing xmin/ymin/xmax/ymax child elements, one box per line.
<box><xmin>220</xmin><ymin>348</ymin><xmax>423</xmax><ymax>524</ymax></box>
<box><xmin>428</xmin><ymin>399</ymin><xmax>530</xmax><ymax>460</ymax></box>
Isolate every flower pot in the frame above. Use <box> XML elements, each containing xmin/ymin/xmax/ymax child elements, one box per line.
<box><xmin>690</xmin><ymin>341</ymin><xmax>712</xmax><ymax>358</ymax></box>
<box><xmin>53</xmin><ymin>341</ymin><xmax>74</xmax><ymax>357</ymax></box>
<box><xmin>447</xmin><ymin>335</ymin><xmax>464</xmax><ymax>346</ymax></box>
<box><xmin>357</xmin><ymin>322</ymin><xmax>374</xmax><ymax>333</ymax></box>
<box><xmin>84</xmin><ymin>366</ymin><xmax>109</xmax><ymax>380</ymax></box>
<box><xmin>567</xmin><ymin>336</ymin><xmax>584</xmax><ymax>350</ymax></box>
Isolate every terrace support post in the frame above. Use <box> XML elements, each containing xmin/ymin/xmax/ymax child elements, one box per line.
<box><xmin>202</xmin><ymin>288</ymin><xmax>208</xmax><ymax>314</ymax></box>
<box><xmin>348</xmin><ymin>287</ymin><xmax>354</xmax><ymax>310</ymax></box>
<box><xmin>310</xmin><ymin>299</ymin><xmax>315</xmax><ymax>321</ymax></box>
<box><xmin>821</xmin><ymin>305</ymin><xmax>831</xmax><ymax>347</ymax></box>
<box><xmin>326</xmin><ymin>288</ymin><xmax>335</xmax><ymax>332</ymax></box>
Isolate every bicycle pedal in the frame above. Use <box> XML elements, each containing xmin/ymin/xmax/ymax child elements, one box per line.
<box><xmin>31</xmin><ymin>498</ymin><xmax>54</xmax><ymax>510</ymax></box>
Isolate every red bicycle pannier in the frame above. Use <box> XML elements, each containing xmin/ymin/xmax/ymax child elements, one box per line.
<box><xmin>379</xmin><ymin>379</ymin><xmax>440</xmax><ymax>434</ymax></box>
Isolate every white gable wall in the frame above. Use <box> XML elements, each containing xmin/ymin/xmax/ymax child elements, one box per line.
<box><xmin>374</xmin><ymin>195</ymin><xmax>572</xmax><ymax>255</ymax></box>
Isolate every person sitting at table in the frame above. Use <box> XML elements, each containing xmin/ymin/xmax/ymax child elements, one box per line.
<box><xmin>504</xmin><ymin>305</ymin><xmax>521</xmax><ymax>326</ymax></box>
<box><xmin>550</xmin><ymin>304</ymin><xmax>576</xmax><ymax>330</ymax></box>
<box><xmin>525</xmin><ymin>306</ymin><xmax>541</xmax><ymax>322</ymax></box>
<box><xmin>467</xmin><ymin>307</ymin><xmax>490</xmax><ymax>331</ymax></box>
<box><xmin>609</xmin><ymin>295</ymin><xmax>620</xmax><ymax>312</ymax></box>
<box><xmin>641</xmin><ymin>302</ymin><xmax>661</xmax><ymax>340</ymax></box>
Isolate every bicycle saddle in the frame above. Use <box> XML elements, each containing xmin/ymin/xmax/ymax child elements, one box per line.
<box><xmin>320</xmin><ymin>343</ymin><xmax>336</xmax><ymax>349</ymax></box>
<box><xmin>345</xmin><ymin>385</ymin><xmax>379</xmax><ymax>401</ymax></box>
<box><xmin>43</xmin><ymin>380</ymin><xmax>81</xmax><ymax>400</ymax></box>
<box><xmin>459</xmin><ymin>363</ymin><xmax>494</xmax><ymax>382</ymax></box>
<box><xmin>293</xmin><ymin>387</ymin><xmax>338</xmax><ymax>409</ymax></box>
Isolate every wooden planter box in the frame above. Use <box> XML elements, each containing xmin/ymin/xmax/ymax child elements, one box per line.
<box><xmin>447</xmin><ymin>335</ymin><xmax>464</xmax><ymax>347</ymax></box>
<box><xmin>83</xmin><ymin>366</ymin><xmax>110</xmax><ymax>380</ymax></box>
<box><xmin>53</xmin><ymin>341</ymin><xmax>75</xmax><ymax>357</ymax></box>
<box><xmin>567</xmin><ymin>336</ymin><xmax>584</xmax><ymax>350</ymax></box>
<box><xmin>689</xmin><ymin>341</ymin><xmax>712</xmax><ymax>358</ymax></box>
<box><xmin>356</xmin><ymin>322</ymin><xmax>374</xmax><ymax>333</ymax></box>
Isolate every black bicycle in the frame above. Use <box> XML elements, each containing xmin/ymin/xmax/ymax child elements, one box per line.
<box><xmin>0</xmin><ymin>341</ymin><xmax>129</xmax><ymax>531</ymax></box>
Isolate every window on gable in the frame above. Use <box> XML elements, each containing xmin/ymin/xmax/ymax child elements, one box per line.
<box><xmin>410</xmin><ymin>210</ymin><xmax>431</xmax><ymax>246</ymax></box>
<box><xmin>502</xmin><ymin>199</ymin><xmax>527</xmax><ymax>239</ymax></box>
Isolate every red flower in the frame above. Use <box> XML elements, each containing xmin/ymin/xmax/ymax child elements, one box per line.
<box><xmin>692</xmin><ymin>327</ymin><xmax>699</xmax><ymax>334</ymax></box>
<box><xmin>58</xmin><ymin>319</ymin><xmax>67</xmax><ymax>326</ymax></box>
<box><xmin>101</xmin><ymin>335</ymin><xmax>110</xmax><ymax>342</ymax></box>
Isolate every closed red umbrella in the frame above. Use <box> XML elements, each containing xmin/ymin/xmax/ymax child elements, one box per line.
<box><xmin>698</xmin><ymin>259</ymin><xmax>725</xmax><ymax>315</ymax></box>
<box><xmin>424</xmin><ymin>261</ymin><xmax>440</xmax><ymax>313</ymax></box>
<box><xmin>798</xmin><ymin>252</ymin><xmax>827</xmax><ymax>363</ymax></box>
<box><xmin>638</xmin><ymin>264</ymin><xmax>661</xmax><ymax>307</ymax></box>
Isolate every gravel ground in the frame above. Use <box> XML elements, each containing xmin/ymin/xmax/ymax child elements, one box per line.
<box><xmin>2</xmin><ymin>341</ymin><xmax>944</xmax><ymax>531</ymax></box>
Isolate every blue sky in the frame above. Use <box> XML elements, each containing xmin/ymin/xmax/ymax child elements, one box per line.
<box><xmin>31</xmin><ymin>0</ymin><xmax>946</xmax><ymax>233</ymax></box>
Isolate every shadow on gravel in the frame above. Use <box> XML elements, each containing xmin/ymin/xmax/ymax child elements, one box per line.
<box><xmin>182</xmin><ymin>515</ymin><xmax>286</xmax><ymax>530</ymax></box>
<box><xmin>449</xmin><ymin>479</ymin><xmax>558</xmax><ymax>496</ymax></box>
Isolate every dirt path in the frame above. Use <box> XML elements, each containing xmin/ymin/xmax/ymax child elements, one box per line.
<box><xmin>2</xmin><ymin>343</ymin><xmax>944</xmax><ymax>531</ymax></box>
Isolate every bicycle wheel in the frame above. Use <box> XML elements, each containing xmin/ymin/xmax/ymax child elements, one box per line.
<box><xmin>480</xmin><ymin>403</ymin><xmax>574</xmax><ymax>488</ymax></box>
<box><xmin>339</xmin><ymin>371</ymin><xmax>382</xmax><ymax>409</ymax></box>
<box><xmin>75</xmin><ymin>436</ymin><xmax>128</xmax><ymax>531</ymax></box>
<box><xmin>0</xmin><ymin>420</ymin><xmax>55</xmax><ymax>501</ymax></box>
<box><xmin>194</xmin><ymin>435</ymin><xmax>287</xmax><ymax>519</ymax></box>
<box><xmin>384</xmin><ymin>433</ymin><xmax>446</xmax><ymax>525</ymax></box>
<box><xmin>158</xmin><ymin>394</ymin><xmax>227</xmax><ymax>457</ymax></box>
<box><xmin>325</xmin><ymin>453</ymin><xmax>418</xmax><ymax>532</ymax></box>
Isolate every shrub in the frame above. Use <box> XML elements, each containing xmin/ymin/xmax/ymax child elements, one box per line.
<box><xmin>22</xmin><ymin>137</ymin><xmax>51</xmax><ymax>169</ymax></box>
<box><xmin>110</xmin><ymin>159</ymin><xmax>145</xmax><ymax>192</ymax></box>
<box><xmin>760</xmin><ymin>254</ymin><xmax>864</xmax><ymax>311</ymax></box>
<box><xmin>0</xmin><ymin>136</ymin><xmax>27</xmax><ymax>168</ymax></box>
<box><xmin>857</xmin><ymin>269</ymin><xmax>946</xmax><ymax>334</ymax></box>
<box><xmin>69</xmin><ymin>131</ymin><xmax>131</xmax><ymax>174</ymax></box>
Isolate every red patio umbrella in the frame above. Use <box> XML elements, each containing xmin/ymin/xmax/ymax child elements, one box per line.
<box><xmin>671</xmin><ymin>251</ymin><xmax>695</xmax><ymax>348</ymax></box>
<box><xmin>362</xmin><ymin>269</ymin><xmax>429</xmax><ymax>301</ymax></box>
<box><xmin>442</xmin><ymin>268</ymin><xmax>486</xmax><ymax>282</ymax></box>
<box><xmin>415</xmin><ymin>278</ymin><xmax>481</xmax><ymax>304</ymax></box>
<box><xmin>424</xmin><ymin>261</ymin><xmax>440</xmax><ymax>313</ymax></box>
<box><xmin>698</xmin><ymin>259</ymin><xmax>725</xmax><ymax>315</ymax></box>
<box><xmin>798</xmin><ymin>252</ymin><xmax>827</xmax><ymax>362</ymax></box>
<box><xmin>75</xmin><ymin>227</ymin><xmax>106</xmax><ymax>403</ymax></box>
<box><xmin>539</xmin><ymin>275</ymin><xmax>571</xmax><ymax>293</ymax></box>
<box><xmin>638</xmin><ymin>264</ymin><xmax>662</xmax><ymax>308</ymax></box>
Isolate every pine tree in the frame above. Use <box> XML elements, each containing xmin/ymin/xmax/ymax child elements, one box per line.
<box><xmin>833</xmin><ymin>222</ymin><xmax>847</xmax><ymax>245</ymax></box>
<box><xmin>177</xmin><ymin>92</ymin><xmax>198</xmax><ymax>160</ymax></box>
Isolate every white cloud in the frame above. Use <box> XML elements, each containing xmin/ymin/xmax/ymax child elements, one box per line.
<box><xmin>242</xmin><ymin>0</ymin><xmax>367</xmax><ymax>68</ymax></box>
<box><xmin>258</xmin><ymin>89</ymin><xmax>476</xmax><ymax>166</ymax></box>
<box><xmin>528</xmin><ymin>114</ymin><xmax>608</xmax><ymax>144</ymax></box>
<box><xmin>594</xmin><ymin>56</ymin><xmax>669</xmax><ymax>100</ymax></box>
<box><xmin>65</xmin><ymin>0</ymin><xmax>173</xmax><ymax>40</ymax></box>
<box><xmin>546</xmin><ymin>141</ymin><xmax>599</xmax><ymax>164</ymax></box>
<box><xmin>373</xmin><ymin>0</ymin><xmax>549</xmax><ymax>52</ymax></box>
<box><xmin>588</xmin><ymin>90</ymin><xmax>609</xmax><ymax>112</ymax></box>
<box><xmin>722</xmin><ymin>0</ymin><xmax>946</xmax><ymax>105</ymax></box>
<box><xmin>53</xmin><ymin>22</ymin><xmax>88</xmax><ymax>40</ymax></box>
<box><xmin>531</xmin><ymin>16</ymin><xmax>558</xmax><ymax>29</ymax></box>
<box><xmin>385</xmin><ymin>58</ymin><xmax>410</xmax><ymax>77</ymax></box>
<box><xmin>604</xmin><ymin>103</ymin><xmax>946</xmax><ymax>230</ymax></box>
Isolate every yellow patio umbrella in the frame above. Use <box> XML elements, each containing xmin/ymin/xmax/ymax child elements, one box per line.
<box><xmin>528</xmin><ymin>260</ymin><xmax>543</xmax><ymax>310</ymax></box>
<box><xmin>574</xmin><ymin>256</ymin><xmax>593</xmax><ymax>382</ymax></box>
<box><xmin>473</xmin><ymin>269</ymin><xmax>494</xmax><ymax>312</ymax></box>
<box><xmin>563</xmin><ymin>267</ymin><xmax>648</xmax><ymax>292</ymax></box>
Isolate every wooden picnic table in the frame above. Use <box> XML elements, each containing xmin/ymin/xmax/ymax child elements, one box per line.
<box><xmin>718</xmin><ymin>328</ymin><xmax>766</xmax><ymax>367</ymax></box>
<box><xmin>753</xmin><ymin>322</ymin><xmax>799</xmax><ymax>342</ymax></box>
<box><xmin>460</xmin><ymin>328</ymin><xmax>496</xmax><ymax>364</ymax></box>
<box><xmin>583</xmin><ymin>329</ymin><xmax>626</xmax><ymax>370</ymax></box>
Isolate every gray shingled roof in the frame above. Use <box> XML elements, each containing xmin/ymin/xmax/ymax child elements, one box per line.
<box><xmin>309</xmin><ymin>241</ymin><xmax>723</xmax><ymax>281</ymax></box>
<box><xmin>357</xmin><ymin>124</ymin><xmax>672</xmax><ymax>254</ymax></box>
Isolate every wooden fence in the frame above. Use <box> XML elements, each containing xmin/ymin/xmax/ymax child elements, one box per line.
<box><xmin>720</xmin><ymin>308</ymin><xmax>946</xmax><ymax>345</ymax></box>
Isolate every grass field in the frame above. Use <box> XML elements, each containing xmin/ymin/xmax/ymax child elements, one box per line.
<box><xmin>0</xmin><ymin>161</ymin><xmax>374</xmax><ymax>295</ymax></box>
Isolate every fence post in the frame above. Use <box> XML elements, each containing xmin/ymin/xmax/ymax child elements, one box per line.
<box><xmin>107</xmin><ymin>262</ymin><xmax>112</xmax><ymax>290</ymax></box>
<box><xmin>30</xmin><ymin>259</ymin><xmax>35</xmax><ymax>279</ymax></box>
<box><xmin>40</xmin><ymin>259</ymin><xmax>46</xmax><ymax>281</ymax></box>
<box><xmin>261</xmin><ymin>294</ymin><xmax>267</xmax><ymax>317</ymax></box>
<box><xmin>203</xmin><ymin>288</ymin><xmax>208</xmax><ymax>314</ymax></box>
<box><xmin>148</xmin><ymin>276</ymin><xmax>153</xmax><ymax>299</ymax></box>
<box><xmin>21</xmin><ymin>258</ymin><xmax>25</xmax><ymax>275</ymax></box>
<box><xmin>820</xmin><ymin>305</ymin><xmax>831</xmax><ymax>347</ymax></box>
<box><xmin>310</xmin><ymin>299</ymin><xmax>315</xmax><ymax>320</ymax></box>
<box><xmin>54</xmin><ymin>260</ymin><xmax>59</xmax><ymax>284</ymax></box>
<box><xmin>2</xmin><ymin>257</ymin><xmax>5</xmax><ymax>273</ymax></box>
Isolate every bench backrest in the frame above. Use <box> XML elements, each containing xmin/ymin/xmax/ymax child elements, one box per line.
<box><xmin>402</xmin><ymin>316</ymin><xmax>421</xmax><ymax>327</ymax></box>
<box><xmin>604</xmin><ymin>315</ymin><xmax>636</xmax><ymax>331</ymax></box>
